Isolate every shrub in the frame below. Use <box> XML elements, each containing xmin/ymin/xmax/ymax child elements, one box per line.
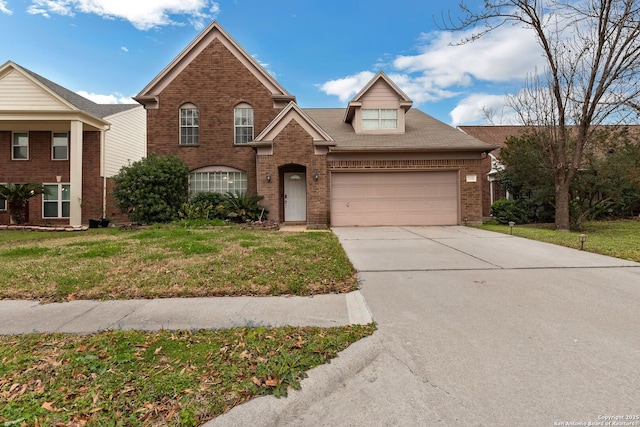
<box><xmin>112</xmin><ymin>154</ymin><xmax>189</xmax><ymax>224</ymax></box>
<box><xmin>490</xmin><ymin>199</ymin><xmax>535</xmax><ymax>224</ymax></box>
<box><xmin>183</xmin><ymin>192</ymin><xmax>227</xmax><ymax>220</ymax></box>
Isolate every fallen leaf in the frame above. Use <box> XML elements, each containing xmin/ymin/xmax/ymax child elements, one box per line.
<box><xmin>251</xmin><ymin>376</ymin><xmax>261</xmax><ymax>386</ymax></box>
<box><xmin>42</xmin><ymin>401</ymin><xmax>62</xmax><ymax>412</ymax></box>
<box><xmin>265</xmin><ymin>378</ymin><xmax>279</xmax><ymax>387</ymax></box>
<box><xmin>154</xmin><ymin>347</ymin><xmax>162</xmax><ymax>355</ymax></box>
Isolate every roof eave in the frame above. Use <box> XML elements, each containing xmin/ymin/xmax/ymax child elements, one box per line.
<box><xmin>329</xmin><ymin>145</ymin><xmax>499</xmax><ymax>153</ymax></box>
<box><xmin>133</xmin><ymin>95</ymin><xmax>159</xmax><ymax>109</ymax></box>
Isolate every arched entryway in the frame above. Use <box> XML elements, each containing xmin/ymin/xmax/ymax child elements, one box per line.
<box><xmin>279</xmin><ymin>164</ymin><xmax>307</xmax><ymax>223</ymax></box>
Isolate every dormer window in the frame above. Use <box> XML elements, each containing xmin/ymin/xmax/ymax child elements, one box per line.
<box><xmin>362</xmin><ymin>109</ymin><xmax>398</xmax><ymax>130</ymax></box>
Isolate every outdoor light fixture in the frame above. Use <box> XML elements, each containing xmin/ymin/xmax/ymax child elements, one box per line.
<box><xmin>266</xmin><ymin>172</ymin><xmax>271</xmax><ymax>183</ymax></box>
<box><xmin>579</xmin><ymin>234</ymin><xmax>587</xmax><ymax>250</ymax></box>
<box><xmin>508</xmin><ymin>221</ymin><xmax>515</xmax><ymax>235</ymax></box>
<box><xmin>313</xmin><ymin>171</ymin><xmax>319</xmax><ymax>181</ymax></box>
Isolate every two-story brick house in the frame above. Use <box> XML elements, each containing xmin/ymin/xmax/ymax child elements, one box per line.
<box><xmin>135</xmin><ymin>22</ymin><xmax>496</xmax><ymax>226</ymax></box>
<box><xmin>0</xmin><ymin>61</ymin><xmax>146</xmax><ymax>227</ymax></box>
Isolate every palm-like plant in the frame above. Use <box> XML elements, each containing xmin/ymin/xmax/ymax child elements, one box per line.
<box><xmin>223</xmin><ymin>192</ymin><xmax>267</xmax><ymax>223</ymax></box>
<box><xmin>0</xmin><ymin>183</ymin><xmax>45</xmax><ymax>224</ymax></box>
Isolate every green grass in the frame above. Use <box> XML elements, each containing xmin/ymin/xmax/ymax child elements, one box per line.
<box><xmin>478</xmin><ymin>219</ymin><xmax>640</xmax><ymax>262</ymax></box>
<box><xmin>0</xmin><ymin>325</ymin><xmax>376</xmax><ymax>426</ymax></box>
<box><xmin>0</xmin><ymin>227</ymin><xmax>357</xmax><ymax>302</ymax></box>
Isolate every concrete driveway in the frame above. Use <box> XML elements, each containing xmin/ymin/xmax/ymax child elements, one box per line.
<box><xmin>297</xmin><ymin>226</ymin><xmax>640</xmax><ymax>426</ymax></box>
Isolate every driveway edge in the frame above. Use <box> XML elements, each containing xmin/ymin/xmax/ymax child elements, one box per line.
<box><xmin>203</xmin><ymin>332</ymin><xmax>383</xmax><ymax>427</ymax></box>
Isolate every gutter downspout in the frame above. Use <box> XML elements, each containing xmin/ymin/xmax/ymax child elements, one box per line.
<box><xmin>101</xmin><ymin>125</ymin><xmax>110</xmax><ymax>219</ymax></box>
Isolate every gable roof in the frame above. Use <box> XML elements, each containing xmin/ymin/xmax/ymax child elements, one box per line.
<box><xmin>344</xmin><ymin>71</ymin><xmax>413</xmax><ymax>123</ymax></box>
<box><xmin>0</xmin><ymin>61</ymin><xmax>138</xmax><ymax>120</ymax></box>
<box><xmin>308</xmin><ymin>108</ymin><xmax>497</xmax><ymax>152</ymax></box>
<box><xmin>253</xmin><ymin>101</ymin><xmax>335</xmax><ymax>146</ymax></box>
<box><xmin>134</xmin><ymin>21</ymin><xmax>295</xmax><ymax>109</ymax></box>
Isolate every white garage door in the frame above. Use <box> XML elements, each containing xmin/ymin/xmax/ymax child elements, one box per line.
<box><xmin>330</xmin><ymin>171</ymin><xmax>458</xmax><ymax>226</ymax></box>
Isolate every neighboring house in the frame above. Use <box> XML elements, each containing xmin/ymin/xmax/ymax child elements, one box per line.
<box><xmin>135</xmin><ymin>21</ymin><xmax>496</xmax><ymax>226</ymax></box>
<box><xmin>0</xmin><ymin>61</ymin><xmax>146</xmax><ymax>226</ymax></box>
<box><xmin>458</xmin><ymin>126</ymin><xmax>527</xmax><ymax>217</ymax></box>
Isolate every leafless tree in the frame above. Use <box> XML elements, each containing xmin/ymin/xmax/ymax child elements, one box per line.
<box><xmin>447</xmin><ymin>0</ymin><xmax>640</xmax><ymax>230</ymax></box>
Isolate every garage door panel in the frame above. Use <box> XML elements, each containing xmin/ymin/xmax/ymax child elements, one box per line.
<box><xmin>331</xmin><ymin>171</ymin><xmax>458</xmax><ymax>226</ymax></box>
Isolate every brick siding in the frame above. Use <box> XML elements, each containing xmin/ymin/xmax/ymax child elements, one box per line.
<box><xmin>146</xmin><ymin>39</ymin><xmax>284</xmax><ymax>196</ymax></box>
<box><xmin>256</xmin><ymin>120</ymin><xmax>329</xmax><ymax>224</ymax></box>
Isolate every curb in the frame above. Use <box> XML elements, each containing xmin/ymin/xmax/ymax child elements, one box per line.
<box><xmin>202</xmin><ymin>332</ymin><xmax>383</xmax><ymax>427</ymax></box>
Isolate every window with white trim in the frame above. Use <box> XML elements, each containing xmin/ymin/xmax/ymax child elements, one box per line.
<box><xmin>189</xmin><ymin>169</ymin><xmax>247</xmax><ymax>197</ymax></box>
<box><xmin>52</xmin><ymin>132</ymin><xmax>69</xmax><ymax>160</ymax></box>
<box><xmin>12</xmin><ymin>132</ymin><xmax>28</xmax><ymax>160</ymax></box>
<box><xmin>234</xmin><ymin>104</ymin><xmax>254</xmax><ymax>144</ymax></box>
<box><xmin>180</xmin><ymin>104</ymin><xmax>199</xmax><ymax>145</ymax></box>
<box><xmin>43</xmin><ymin>184</ymin><xmax>70</xmax><ymax>218</ymax></box>
<box><xmin>362</xmin><ymin>109</ymin><xmax>398</xmax><ymax>130</ymax></box>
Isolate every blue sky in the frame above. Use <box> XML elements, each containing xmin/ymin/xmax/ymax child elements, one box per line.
<box><xmin>0</xmin><ymin>0</ymin><xmax>546</xmax><ymax>126</ymax></box>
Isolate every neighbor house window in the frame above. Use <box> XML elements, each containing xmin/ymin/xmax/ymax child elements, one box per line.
<box><xmin>0</xmin><ymin>184</ymin><xmax>6</xmax><ymax>211</ymax></box>
<box><xmin>12</xmin><ymin>132</ymin><xmax>28</xmax><ymax>160</ymax></box>
<box><xmin>180</xmin><ymin>104</ymin><xmax>199</xmax><ymax>145</ymax></box>
<box><xmin>362</xmin><ymin>109</ymin><xmax>398</xmax><ymax>130</ymax></box>
<box><xmin>189</xmin><ymin>169</ymin><xmax>247</xmax><ymax>197</ymax></box>
<box><xmin>234</xmin><ymin>104</ymin><xmax>254</xmax><ymax>144</ymax></box>
<box><xmin>43</xmin><ymin>184</ymin><xmax>70</xmax><ymax>218</ymax></box>
<box><xmin>52</xmin><ymin>132</ymin><xmax>69</xmax><ymax>160</ymax></box>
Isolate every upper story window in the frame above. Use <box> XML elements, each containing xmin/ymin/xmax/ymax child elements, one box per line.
<box><xmin>362</xmin><ymin>109</ymin><xmax>398</xmax><ymax>130</ymax></box>
<box><xmin>234</xmin><ymin>104</ymin><xmax>254</xmax><ymax>144</ymax></box>
<box><xmin>52</xmin><ymin>132</ymin><xmax>69</xmax><ymax>160</ymax></box>
<box><xmin>180</xmin><ymin>104</ymin><xmax>199</xmax><ymax>145</ymax></box>
<box><xmin>12</xmin><ymin>132</ymin><xmax>28</xmax><ymax>160</ymax></box>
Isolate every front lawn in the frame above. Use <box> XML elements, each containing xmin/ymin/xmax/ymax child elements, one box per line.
<box><xmin>0</xmin><ymin>227</ymin><xmax>357</xmax><ymax>302</ymax></box>
<box><xmin>0</xmin><ymin>324</ymin><xmax>376</xmax><ymax>426</ymax></box>
<box><xmin>478</xmin><ymin>220</ymin><xmax>640</xmax><ymax>262</ymax></box>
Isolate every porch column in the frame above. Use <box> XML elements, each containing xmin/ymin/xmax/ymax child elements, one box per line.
<box><xmin>69</xmin><ymin>120</ymin><xmax>83</xmax><ymax>226</ymax></box>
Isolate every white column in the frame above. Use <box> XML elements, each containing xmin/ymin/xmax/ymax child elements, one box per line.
<box><xmin>69</xmin><ymin>120</ymin><xmax>83</xmax><ymax>226</ymax></box>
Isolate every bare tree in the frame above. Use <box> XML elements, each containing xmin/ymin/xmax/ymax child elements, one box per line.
<box><xmin>448</xmin><ymin>0</ymin><xmax>640</xmax><ymax>230</ymax></box>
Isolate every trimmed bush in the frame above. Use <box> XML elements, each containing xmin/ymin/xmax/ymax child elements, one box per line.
<box><xmin>490</xmin><ymin>199</ymin><xmax>535</xmax><ymax>224</ymax></box>
<box><xmin>112</xmin><ymin>154</ymin><xmax>189</xmax><ymax>224</ymax></box>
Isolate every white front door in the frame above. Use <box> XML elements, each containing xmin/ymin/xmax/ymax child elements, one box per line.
<box><xmin>284</xmin><ymin>172</ymin><xmax>307</xmax><ymax>222</ymax></box>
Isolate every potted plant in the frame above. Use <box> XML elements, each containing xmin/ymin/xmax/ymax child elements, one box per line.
<box><xmin>0</xmin><ymin>183</ymin><xmax>45</xmax><ymax>225</ymax></box>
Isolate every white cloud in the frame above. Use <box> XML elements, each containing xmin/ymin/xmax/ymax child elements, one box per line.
<box><xmin>120</xmin><ymin>46</ymin><xmax>128</xmax><ymax>52</ymax></box>
<box><xmin>77</xmin><ymin>91</ymin><xmax>137</xmax><ymax>104</ymax></box>
<box><xmin>319</xmin><ymin>71</ymin><xmax>375</xmax><ymax>103</ymax></box>
<box><xmin>318</xmin><ymin>23</ymin><xmax>546</xmax><ymax>124</ymax></box>
<box><xmin>449</xmin><ymin>93</ymin><xmax>519</xmax><ymax>127</ymax></box>
<box><xmin>393</xmin><ymin>25</ymin><xmax>543</xmax><ymax>87</ymax></box>
<box><xmin>0</xmin><ymin>1</ymin><xmax>12</xmax><ymax>14</ymax></box>
<box><xmin>27</xmin><ymin>0</ymin><xmax>220</xmax><ymax>30</ymax></box>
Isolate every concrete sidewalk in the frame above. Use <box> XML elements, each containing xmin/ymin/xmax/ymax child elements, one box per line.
<box><xmin>0</xmin><ymin>291</ymin><xmax>372</xmax><ymax>335</ymax></box>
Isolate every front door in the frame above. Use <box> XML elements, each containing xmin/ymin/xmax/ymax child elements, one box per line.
<box><xmin>284</xmin><ymin>172</ymin><xmax>306</xmax><ymax>222</ymax></box>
